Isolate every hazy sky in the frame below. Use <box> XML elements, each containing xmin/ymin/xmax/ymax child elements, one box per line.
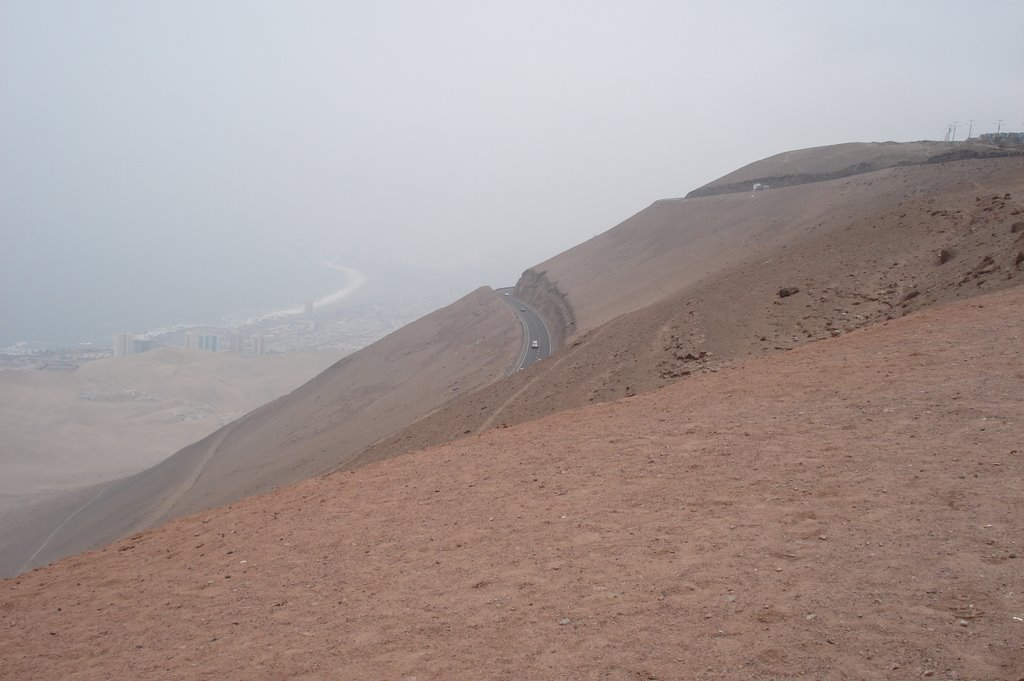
<box><xmin>2</xmin><ymin>1</ymin><xmax>1022</xmax><ymax>345</ymax></box>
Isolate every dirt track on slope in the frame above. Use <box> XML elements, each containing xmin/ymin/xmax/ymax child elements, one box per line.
<box><xmin>3</xmin><ymin>286</ymin><xmax>1022</xmax><ymax>680</ymax></box>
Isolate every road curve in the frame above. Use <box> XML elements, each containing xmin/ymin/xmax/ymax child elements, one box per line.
<box><xmin>495</xmin><ymin>287</ymin><xmax>551</xmax><ymax>371</ymax></box>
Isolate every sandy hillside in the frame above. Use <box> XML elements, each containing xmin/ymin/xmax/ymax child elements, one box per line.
<box><xmin>4</xmin><ymin>287</ymin><xmax>520</xmax><ymax>576</ymax></box>
<box><xmin>8</xmin><ymin>145</ymin><xmax>1021</xmax><ymax>581</ymax></box>
<box><xmin>2</xmin><ymin>286</ymin><xmax>1021</xmax><ymax>680</ymax></box>
<box><xmin>357</xmin><ymin>156</ymin><xmax>1024</xmax><ymax>465</ymax></box>
<box><xmin>527</xmin><ymin>155</ymin><xmax>1024</xmax><ymax>337</ymax></box>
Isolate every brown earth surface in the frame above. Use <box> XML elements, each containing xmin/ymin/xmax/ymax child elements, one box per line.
<box><xmin>2</xmin><ymin>286</ymin><xmax>1022</xmax><ymax>680</ymax></box>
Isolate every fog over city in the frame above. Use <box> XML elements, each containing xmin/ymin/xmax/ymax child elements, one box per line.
<box><xmin>2</xmin><ymin>0</ymin><xmax>1022</xmax><ymax>347</ymax></box>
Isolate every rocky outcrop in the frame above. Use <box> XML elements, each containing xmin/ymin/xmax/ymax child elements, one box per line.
<box><xmin>513</xmin><ymin>268</ymin><xmax>576</xmax><ymax>351</ymax></box>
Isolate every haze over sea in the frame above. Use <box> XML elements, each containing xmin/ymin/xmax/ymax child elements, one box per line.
<box><xmin>0</xmin><ymin>256</ymin><xmax>485</xmax><ymax>350</ymax></box>
<box><xmin>6</xmin><ymin>3</ymin><xmax>1019</xmax><ymax>351</ymax></box>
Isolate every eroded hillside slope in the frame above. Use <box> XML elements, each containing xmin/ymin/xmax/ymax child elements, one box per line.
<box><xmin>535</xmin><ymin>156</ymin><xmax>1024</xmax><ymax>337</ymax></box>
<box><xmin>357</xmin><ymin>156</ymin><xmax>1024</xmax><ymax>464</ymax></box>
<box><xmin>3</xmin><ymin>287</ymin><xmax>1022</xmax><ymax>680</ymax></box>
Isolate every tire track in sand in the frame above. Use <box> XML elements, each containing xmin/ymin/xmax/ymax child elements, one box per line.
<box><xmin>19</xmin><ymin>481</ymin><xmax>117</xmax><ymax>574</ymax></box>
<box><xmin>476</xmin><ymin>347</ymin><xmax>573</xmax><ymax>434</ymax></box>
<box><xmin>128</xmin><ymin>419</ymin><xmax>244</xmax><ymax>535</ymax></box>
<box><xmin>21</xmin><ymin>418</ymin><xmax>245</xmax><ymax>573</ymax></box>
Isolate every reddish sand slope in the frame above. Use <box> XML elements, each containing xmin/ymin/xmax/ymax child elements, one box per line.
<box><xmin>3</xmin><ymin>287</ymin><xmax>1021</xmax><ymax>680</ymax></box>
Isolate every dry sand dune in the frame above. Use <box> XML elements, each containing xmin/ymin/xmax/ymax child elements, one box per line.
<box><xmin>5</xmin><ymin>287</ymin><xmax>520</xmax><ymax>575</ymax></box>
<box><xmin>3</xmin><ymin>286</ymin><xmax>1022</xmax><ymax>680</ymax></box>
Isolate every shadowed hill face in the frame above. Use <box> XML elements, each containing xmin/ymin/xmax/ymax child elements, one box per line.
<box><xmin>8</xmin><ymin>287</ymin><xmax>521</xmax><ymax>575</ymax></box>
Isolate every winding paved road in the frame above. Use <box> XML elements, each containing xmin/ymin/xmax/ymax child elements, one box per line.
<box><xmin>496</xmin><ymin>287</ymin><xmax>551</xmax><ymax>371</ymax></box>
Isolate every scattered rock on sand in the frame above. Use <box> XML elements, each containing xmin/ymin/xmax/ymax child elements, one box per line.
<box><xmin>901</xmin><ymin>288</ymin><xmax>920</xmax><ymax>303</ymax></box>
